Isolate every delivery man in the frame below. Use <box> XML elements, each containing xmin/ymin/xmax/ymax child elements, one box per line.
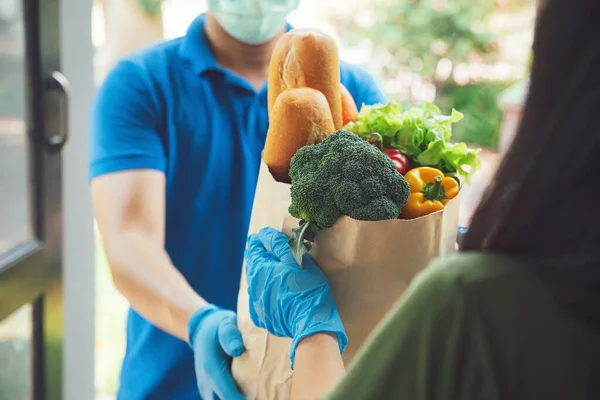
<box><xmin>88</xmin><ymin>0</ymin><xmax>386</xmax><ymax>399</ymax></box>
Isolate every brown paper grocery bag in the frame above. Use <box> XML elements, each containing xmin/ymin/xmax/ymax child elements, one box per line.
<box><xmin>231</xmin><ymin>159</ymin><xmax>460</xmax><ymax>400</ymax></box>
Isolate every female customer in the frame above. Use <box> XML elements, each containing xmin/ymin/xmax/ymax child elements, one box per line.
<box><xmin>244</xmin><ymin>0</ymin><xmax>600</xmax><ymax>398</ymax></box>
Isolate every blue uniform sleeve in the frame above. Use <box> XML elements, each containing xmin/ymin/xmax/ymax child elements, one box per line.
<box><xmin>340</xmin><ymin>62</ymin><xmax>388</xmax><ymax>110</ymax></box>
<box><xmin>89</xmin><ymin>59</ymin><xmax>166</xmax><ymax>181</ymax></box>
<box><xmin>355</xmin><ymin>69</ymin><xmax>387</xmax><ymax>107</ymax></box>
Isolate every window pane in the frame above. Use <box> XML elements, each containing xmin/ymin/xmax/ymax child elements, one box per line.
<box><xmin>0</xmin><ymin>304</ymin><xmax>32</xmax><ymax>400</ymax></box>
<box><xmin>0</xmin><ymin>0</ymin><xmax>31</xmax><ymax>254</ymax></box>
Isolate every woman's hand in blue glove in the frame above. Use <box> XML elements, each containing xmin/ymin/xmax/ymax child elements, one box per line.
<box><xmin>188</xmin><ymin>305</ymin><xmax>245</xmax><ymax>400</ymax></box>
<box><xmin>245</xmin><ymin>227</ymin><xmax>348</xmax><ymax>368</ymax></box>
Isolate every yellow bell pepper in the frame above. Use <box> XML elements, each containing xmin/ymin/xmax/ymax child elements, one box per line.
<box><xmin>400</xmin><ymin>167</ymin><xmax>459</xmax><ymax>219</ymax></box>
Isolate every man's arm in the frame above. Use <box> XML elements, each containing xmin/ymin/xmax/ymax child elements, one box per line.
<box><xmin>89</xmin><ymin>58</ymin><xmax>244</xmax><ymax>398</ymax></box>
<box><xmin>342</xmin><ymin>63</ymin><xmax>388</xmax><ymax>109</ymax></box>
<box><xmin>89</xmin><ymin>59</ymin><xmax>206</xmax><ymax>341</ymax></box>
<box><xmin>91</xmin><ymin>169</ymin><xmax>206</xmax><ymax>340</ymax></box>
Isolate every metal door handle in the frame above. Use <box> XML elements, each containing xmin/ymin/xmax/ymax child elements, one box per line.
<box><xmin>45</xmin><ymin>71</ymin><xmax>71</xmax><ymax>151</ymax></box>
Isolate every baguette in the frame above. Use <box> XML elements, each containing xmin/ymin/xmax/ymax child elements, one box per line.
<box><xmin>263</xmin><ymin>87</ymin><xmax>335</xmax><ymax>183</ymax></box>
<box><xmin>268</xmin><ymin>28</ymin><xmax>343</xmax><ymax>130</ymax></box>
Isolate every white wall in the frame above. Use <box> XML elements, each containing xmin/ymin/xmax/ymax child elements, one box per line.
<box><xmin>60</xmin><ymin>0</ymin><xmax>96</xmax><ymax>398</ymax></box>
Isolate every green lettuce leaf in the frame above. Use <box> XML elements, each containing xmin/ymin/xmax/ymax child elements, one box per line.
<box><xmin>344</xmin><ymin>101</ymin><xmax>404</xmax><ymax>146</ymax></box>
<box><xmin>344</xmin><ymin>100</ymin><xmax>479</xmax><ymax>182</ymax></box>
<box><xmin>416</xmin><ymin>141</ymin><xmax>482</xmax><ymax>183</ymax></box>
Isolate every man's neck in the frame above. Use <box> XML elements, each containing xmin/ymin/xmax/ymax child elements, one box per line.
<box><xmin>204</xmin><ymin>13</ymin><xmax>284</xmax><ymax>91</ymax></box>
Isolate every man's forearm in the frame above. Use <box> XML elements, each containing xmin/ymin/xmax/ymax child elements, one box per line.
<box><xmin>105</xmin><ymin>229</ymin><xmax>207</xmax><ymax>341</ymax></box>
<box><xmin>291</xmin><ymin>333</ymin><xmax>346</xmax><ymax>400</ymax></box>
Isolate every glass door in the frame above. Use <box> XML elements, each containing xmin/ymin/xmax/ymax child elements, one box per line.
<box><xmin>0</xmin><ymin>0</ymin><xmax>67</xmax><ymax>399</ymax></box>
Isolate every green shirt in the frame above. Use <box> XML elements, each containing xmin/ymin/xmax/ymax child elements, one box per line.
<box><xmin>322</xmin><ymin>252</ymin><xmax>600</xmax><ymax>400</ymax></box>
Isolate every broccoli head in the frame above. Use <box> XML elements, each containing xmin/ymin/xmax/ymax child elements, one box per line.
<box><xmin>287</xmin><ymin>130</ymin><xmax>410</xmax><ymax>266</ymax></box>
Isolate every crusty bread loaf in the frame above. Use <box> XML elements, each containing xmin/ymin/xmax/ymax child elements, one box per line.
<box><xmin>268</xmin><ymin>28</ymin><xmax>342</xmax><ymax>130</ymax></box>
<box><xmin>263</xmin><ymin>87</ymin><xmax>335</xmax><ymax>183</ymax></box>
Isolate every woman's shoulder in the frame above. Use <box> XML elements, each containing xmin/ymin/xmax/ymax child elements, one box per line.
<box><xmin>325</xmin><ymin>252</ymin><xmax>526</xmax><ymax>400</ymax></box>
<box><xmin>408</xmin><ymin>251</ymin><xmax>549</xmax><ymax>310</ymax></box>
<box><xmin>422</xmin><ymin>251</ymin><xmax>536</xmax><ymax>290</ymax></box>
<box><xmin>375</xmin><ymin>252</ymin><xmax>532</xmax><ymax>328</ymax></box>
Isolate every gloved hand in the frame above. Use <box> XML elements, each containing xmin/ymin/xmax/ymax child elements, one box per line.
<box><xmin>457</xmin><ymin>225</ymin><xmax>468</xmax><ymax>247</ymax></box>
<box><xmin>245</xmin><ymin>227</ymin><xmax>347</xmax><ymax>368</ymax></box>
<box><xmin>188</xmin><ymin>305</ymin><xmax>245</xmax><ymax>400</ymax></box>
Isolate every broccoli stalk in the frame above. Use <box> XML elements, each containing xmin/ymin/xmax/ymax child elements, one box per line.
<box><xmin>288</xmin><ymin>220</ymin><xmax>320</xmax><ymax>266</ymax></box>
<box><xmin>287</xmin><ymin>130</ymin><xmax>411</xmax><ymax>267</ymax></box>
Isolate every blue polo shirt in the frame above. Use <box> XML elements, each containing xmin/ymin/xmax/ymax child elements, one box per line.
<box><xmin>89</xmin><ymin>13</ymin><xmax>386</xmax><ymax>400</ymax></box>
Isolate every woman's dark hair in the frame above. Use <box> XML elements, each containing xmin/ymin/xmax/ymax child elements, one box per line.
<box><xmin>462</xmin><ymin>0</ymin><xmax>600</xmax><ymax>285</ymax></box>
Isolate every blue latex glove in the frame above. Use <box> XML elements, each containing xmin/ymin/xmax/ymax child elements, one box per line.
<box><xmin>245</xmin><ymin>227</ymin><xmax>347</xmax><ymax>368</ymax></box>
<box><xmin>188</xmin><ymin>305</ymin><xmax>245</xmax><ymax>400</ymax></box>
<box><xmin>457</xmin><ymin>225</ymin><xmax>468</xmax><ymax>247</ymax></box>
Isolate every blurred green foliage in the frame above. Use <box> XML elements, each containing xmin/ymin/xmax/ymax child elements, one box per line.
<box><xmin>0</xmin><ymin>58</ymin><xmax>26</xmax><ymax>118</ymax></box>
<box><xmin>344</xmin><ymin>0</ymin><xmax>500</xmax><ymax>80</ymax></box>
<box><xmin>437</xmin><ymin>81</ymin><xmax>514</xmax><ymax>149</ymax></box>
<box><xmin>495</xmin><ymin>0</ymin><xmax>535</xmax><ymax>11</ymax></box>
<box><xmin>0</xmin><ymin>339</ymin><xmax>30</xmax><ymax>400</ymax></box>
<box><xmin>135</xmin><ymin>0</ymin><xmax>163</xmax><ymax>16</ymax></box>
<box><xmin>342</xmin><ymin>0</ymin><xmax>532</xmax><ymax>150</ymax></box>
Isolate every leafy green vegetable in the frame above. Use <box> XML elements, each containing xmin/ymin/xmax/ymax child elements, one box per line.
<box><xmin>288</xmin><ymin>130</ymin><xmax>410</xmax><ymax>266</ymax></box>
<box><xmin>344</xmin><ymin>101</ymin><xmax>481</xmax><ymax>182</ymax></box>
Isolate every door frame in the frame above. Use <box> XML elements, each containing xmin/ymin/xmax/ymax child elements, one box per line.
<box><xmin>0</xmin><ymin>0</ymin><xmax>65</xmax><ymax>399</ymax></box>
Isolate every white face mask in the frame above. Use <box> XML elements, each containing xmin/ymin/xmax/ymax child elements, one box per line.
<box><xmin>207</xmin><ymin>0</ymin><xmax>300</xmax><ymax>45</ymax></box>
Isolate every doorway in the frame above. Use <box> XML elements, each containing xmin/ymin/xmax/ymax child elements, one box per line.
<box><xmin>0</xmin><ymin>0</ymin><xmax>67</xmax><ymax>399</ymax></box>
